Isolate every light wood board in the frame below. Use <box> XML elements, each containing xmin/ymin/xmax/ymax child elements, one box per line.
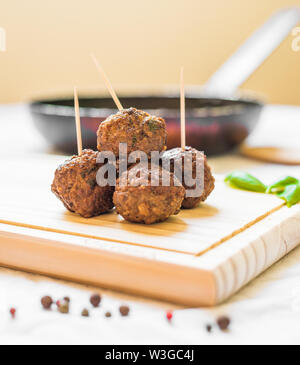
<box><xmin>0</xmin><ymin>154</ymin><xmax>300</xmax><ymax>306</ymax></box>
<box><xmin>241</xmin><ymin>144</ymin><xmax>300</xmax><ymax>165</ymax></box>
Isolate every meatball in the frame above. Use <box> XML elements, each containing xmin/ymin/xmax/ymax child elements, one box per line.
<box><xmin>51</xmin><ymin>149</ymin><xmax>114</xmax><ymax>217</ymax></box>
<box><xmin>97</xmin><ymin>107</ymin><xmax>167</xmax><ymax>157</ymax></box>
<box><xmin>113</xmin><ymin>165</ymin><xmax>185</xmax><ymax>224</ymax></box>
<box><xmin>161</xmin><ymin>146</ymin><xmax>215</xmax><ymax>209</ymax></box>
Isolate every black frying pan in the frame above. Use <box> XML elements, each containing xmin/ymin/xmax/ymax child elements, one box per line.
<box><xmin>30</xmin><ymin>95</ymin><xmax>262</xmax><ymax>155</ymax></box>
<box><xmin>29</xmin><ymin>8</ymin><xmax>300</xmax><ymax>156</ymax></box>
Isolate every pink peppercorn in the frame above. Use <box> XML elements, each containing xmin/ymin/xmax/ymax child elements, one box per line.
<box><xmin>166</xmin><ymin>310</ymin><xmax>173</xmax><ymax>322</ymax></box>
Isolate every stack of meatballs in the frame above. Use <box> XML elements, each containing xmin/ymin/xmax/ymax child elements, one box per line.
<box><xmin>51</xmin><ymin>107</ymin><xmax>215</xmax><ymax>224</ymax></box>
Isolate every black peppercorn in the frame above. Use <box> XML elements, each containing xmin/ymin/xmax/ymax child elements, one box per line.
<box><xmin>90</xmin><ymin>293</ymin><xmax>101</xmax><ymax>307</ymax></box>
<box><xmin>41</xmin><ymin>296</ymin><xmax>53</xmax><ymax>309</ymax></box>
<box><xmin>81</xmin><ymin>308</ymin><xmax>89</xmax><ymax>317</ymax></box>
<box><xmin>119</xmin><ymin>305</ymin><xmax>130</xmax><ymax>317</ymax></box>
<box><xmin>58</xmin><ymin>300</ymin><xmax>69</xmax><ymax>314</ymax></box>
<box><xmin>206</xmin><ymin>324</ymin><xmax>212</xmax><ymax>333</ymax></box>
<box><xmin>217</xmin><ymin>316</ymin><xmax>230</xmax><ymax>331</ymax></box>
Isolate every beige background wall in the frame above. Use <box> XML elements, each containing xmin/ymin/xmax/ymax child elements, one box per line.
<box><xmin>0</xmin><ymin>0</ymin><xmax>299</xmax><ymax>104</ymax></box>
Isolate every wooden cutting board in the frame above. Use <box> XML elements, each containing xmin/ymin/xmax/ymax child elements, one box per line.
<box><xmin>240</xmin><ymin>144</ymin><xmax>300</xmax><ymax>165</ymax></box>
<box><xmin>0</xmin><ymin>154</ymin><xmax>300</xmax><ymax>306</ymax></box>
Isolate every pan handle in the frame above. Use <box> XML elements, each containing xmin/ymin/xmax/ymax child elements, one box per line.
<box><xmin>202</xmin><ymin>7</ymin><xmax>300</xmax><ymax>97</ymax></box>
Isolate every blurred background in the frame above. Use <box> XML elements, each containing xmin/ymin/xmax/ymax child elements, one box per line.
<box><xmin>0</xmin><ymin>0</ymin><xmax>299</xmax><ymax>160</ymax></box>
<box><xmin>0</xmin><ymin>0</ymin><xmax>299</xmax><ymax>104</ymax></box>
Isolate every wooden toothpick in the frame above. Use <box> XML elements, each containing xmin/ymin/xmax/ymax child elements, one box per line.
<box><xmin>74</xmin><ymin>86</ymin><xmax>82</xmax><ymax>156</ymax></box>
<box><xmin>91</xmin><ymin>53</ymin><xmax>123</xmax><ymax>111</ymax></box>
<box><xmin>180</xmin><ymin>66</ymin><xmax>186</xmax><ymax>151</ymax></box>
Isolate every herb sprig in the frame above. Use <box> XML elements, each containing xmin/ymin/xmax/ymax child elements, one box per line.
<box><xmin>224</xmin><ymin>171</ymin><xmax>266</xmax><ymax>193</ymax></box>
<box><xmin>224</xmin><ymin>171</ymin><xmax>300</xmax><ymax>208</ymax></box>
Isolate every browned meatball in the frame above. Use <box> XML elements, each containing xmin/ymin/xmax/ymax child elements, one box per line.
<box><xmin>113</xmin><ymin>165</ymin><xmax>185</xmax><ymax>224</ymax></box>
<box><xmin>97</xmin><ymin>107</ymin><xmax>167</xmax><ymax>157</ymax></box>
<box><xmin>51</xmin><ymin>149</ymin><xmax>114</xmax><ymax>218</ymax></box>
<box><xmin>161</xmin><ymin>147</ymin><xmax>215</xmax><ymax>209</ymax></box>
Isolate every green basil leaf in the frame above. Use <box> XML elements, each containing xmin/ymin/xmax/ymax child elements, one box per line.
<box><xmin>224</xmin><ymin>171</ymin><xmax>266</xmax><ymax>193</ymax></box>
<box><xmin>266</xmin><ymin>176</ymin><xmax>299</xmax><ymax>194</ymax></box>
<box><xmin>278</xmin><ymin>183</ymin><xmax>300</xmax><ymax>207</ymax></box>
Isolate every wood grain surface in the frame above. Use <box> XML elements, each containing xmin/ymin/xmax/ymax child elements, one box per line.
<box><xmin>0</xmin><ymin>155</ymin><xmax>283</xmax><ymax>255</ymax></box>
<box><xmin>0</xmin><ymin>154</ymin><xmax>300</xmax><ymax>305</ymax></box>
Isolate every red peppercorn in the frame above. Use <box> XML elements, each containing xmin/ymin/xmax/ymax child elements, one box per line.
<box><xmin>166</xmin><ymin>310</ymin><xmax>173</xmax><ymax>321</ymax></box>
<box><xmin>10</xmin><ymin>308</ymin><xmax>16</xmax><ymax>318</ymax></box>
<box><xmin>56</xmin><ymin>300</ymin><xmax>60</xmax><ymax>307</ymax></box>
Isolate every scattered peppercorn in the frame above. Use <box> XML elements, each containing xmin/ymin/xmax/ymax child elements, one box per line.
<box><xmin>105</xmin><ymin>311</ymin><xmax>112</xmax><ymax>318</ymax></box>
<box><xmin>90</xmin><ymin>293</ymin><xmax>101</xmax><ymax>307</ymax></box>
<box><xmin>166</xmin><ymin>310</ymin><xmax>173</xmax><ymax>322</ymax></box>
<box><xmin>10</xmin><ymin>308</ymin><xmax>16</xmax><ymax>319</ymax></box>
<box><xmin>41</xmin><ymin>296</ymin><xmax>53</xmax><ymax>310</ymax></box>
<box><xmin>217</xmin><ymin>316</ymin><xmax>230</xmax><ymax>331</ymax></box>
<box><xmin>56</xmin><ymin>300</ymin><xmax>60</xmax><ymax>307</ymax></box>
<box><xmin>81</xmin><ymin>308</ymin><xmax>89</xmax><ymax>317</ymax></box>
<box><xmin>58</xmin><ymin>300</ymin><xmax>69</xmax><ymax>314</ymax></box>
<box><xmin>119</xmin><ymin>305</ymin><xmax>130</xmax><ymax>317</ymax></box>
<box><xmin>206</xmin><ymin>324</ymin><xmax>212</xmax><ymax>333</ymax></box>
